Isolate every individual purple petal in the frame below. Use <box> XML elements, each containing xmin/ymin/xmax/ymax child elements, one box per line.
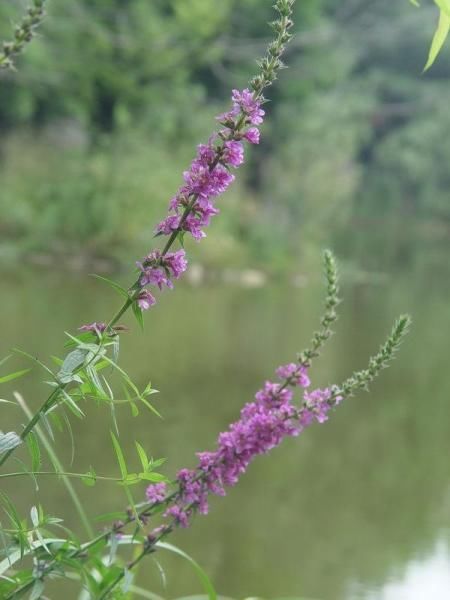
<box><xmin>137</xmin><ymin>290</ymin><xmax>156</xmax><ymax>311</ymax></box>
<box><xmin>79</xmin><ymin>322</ymin><xmax>107</xmax><ymax>334</ymax></box>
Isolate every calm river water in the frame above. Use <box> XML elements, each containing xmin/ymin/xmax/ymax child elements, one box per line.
<box><xmin>1</xmin><ymin>257</ymin><xmax>450</xmax><ymax>599</ymax></box>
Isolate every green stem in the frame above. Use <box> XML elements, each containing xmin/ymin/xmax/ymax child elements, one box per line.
<box><xmin>0</xmin><ymin>387</ymin><xmax>59</xmax><ymax>468</ymax></box>
<box><xmin>0</xmin><ymin>470</ymin><xmax>124</xmax><ymax>482</ymax></box>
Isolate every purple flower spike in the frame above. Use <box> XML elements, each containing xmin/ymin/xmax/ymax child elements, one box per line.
<box><xmin>145</xmin><ymin>357</ymin><xmax>342</xmax><ymax>533</ymax></box>
<box><xmin>138</xmin><ymin>89</ymin><xmax>264</xmax><ymax>314</ymax></box>
<box><xmin>153</xmin><ymin>88</ymin><xmax>264</xmax><ymax>247</ymax></box>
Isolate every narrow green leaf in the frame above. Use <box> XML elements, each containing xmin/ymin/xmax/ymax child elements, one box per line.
<box><xmin>111</xmin><ymin>432</ymin><xmax>127</xmax><ymax>479</ymax></box>
<box><xmin>60</xmin><ymin>390</ymin><xmax>85</xmax><ymax>419</ymax></box>
<box><xmin>26</xmin><ymin>432</ymin><xmax>41</xmax><ymax>472</ymax></box>
<box><xmin>140</xmin><ymin>395</ymin><xmax>162</xmax><ymax>418</ymax></box>
<box><xmin>86</xmin><ymin>364</ymin><xmax>106</xmax><ymax>397</ymax></box>
<box><xmin>132</xmin><ymin>302</ymin><xmax>145</xmax><ymax>331</ymax></box>
<box><xmin>0</xmin><ymin>369</ymin><xmax>30</xmax><ymax>384</ymax></box>
<box><xmin>424</xmin><ymin>9</ymin><xmax>450</xmax><ymax>70</ymax></box>
<box><xmin>135</xmin><ymin>442</ymin><xmax>149</xmax><ymax>471</ymax></box>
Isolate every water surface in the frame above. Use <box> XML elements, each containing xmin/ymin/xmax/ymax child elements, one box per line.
<box><xmin>1</xmin><ymin>262</ymin><xmax>450</xmax><ymax>599</ymax></box>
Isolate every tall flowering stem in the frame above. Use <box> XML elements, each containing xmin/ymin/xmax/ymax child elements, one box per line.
<box><xmin>0</xmin><ymin>0</ymin><xmax>296</xmax><ymax>470</ymax></box>
<box><xmin>0</xmin><ymin>0</ymin><xmax>47</xmax><ymax>70</ymax></box>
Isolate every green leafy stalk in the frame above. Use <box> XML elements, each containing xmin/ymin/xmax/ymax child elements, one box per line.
<box><xmin>0</xmin><ymin>0</ymin><xmax>47</xmax><ymax>70</ymax></box>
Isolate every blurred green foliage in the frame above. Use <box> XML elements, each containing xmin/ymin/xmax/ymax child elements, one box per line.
<box><xmin>0</xmin><ymin>0</ymin><xmax>449</xmax><ymax>270</ymax></box>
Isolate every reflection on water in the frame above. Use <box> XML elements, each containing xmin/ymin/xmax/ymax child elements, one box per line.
<box><xmin>1</xmin><ymin>260</ymin><xmax>450</xmax><ymax>599</ymax></box>
<box><xmin>350</xmin><ymin>539</ymin><xmax>450</xmax><ymax>599</ymax></box>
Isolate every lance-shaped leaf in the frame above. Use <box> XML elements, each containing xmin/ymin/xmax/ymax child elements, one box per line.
<box><xmin>425</xmin><ymin>8</ymin><xmax>450</xmax><ymax>70</ymax></box>
<box><xmin>0</xmin><ymin>369</ymin><xmax>31</xmax><ymax>385</ymax></box>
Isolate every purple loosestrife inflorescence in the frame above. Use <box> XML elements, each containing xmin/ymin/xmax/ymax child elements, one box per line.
<box><xmin>135</xmin><ymin>89</ymin><xmax>264</xmax><ymax>308</ymax></box>
<box><xmin>155</xmin><ymin>88</ymin><xmax>262</xmax><ymax>245</ymax></box>
<box><xmin>145</xmin><ymin>362</ymin><xmax>339</xmax><ymax>529</ymax></box>
<box><xmin>142</xmin><ymin>306</ymin><xmax>411</xmax><ymax>540</ymax></box>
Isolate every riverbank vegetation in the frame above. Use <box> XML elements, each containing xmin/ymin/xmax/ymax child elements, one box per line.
<box><xmin>0</xmin><ymin>1</ymin><xmax>449</xmax><ymax>274</ymax></box>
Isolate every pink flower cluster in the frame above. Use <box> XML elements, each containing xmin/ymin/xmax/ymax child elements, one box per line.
<box><xmin>218</xmin><ymin>89</ymin><xmax>265</xmax><ymax>127</ymax></box>
<box><xmin>155</xmin><ymin>89</ymin><xmax>263</xmax><ymax>244</ymax></box>
<box><xmin>146</xmin><ymin>363</ymin><xmax>342</xmax><ymax>530</ymax></box>
<box><xmin>136</xmin><ymin>249</ymin><xmax>188</xmax><ymax>310</ymax></box>
<box><xmin>145</xmin><ymin>482</ymin><xmax>167</xmax><ymax>504</ymax></box>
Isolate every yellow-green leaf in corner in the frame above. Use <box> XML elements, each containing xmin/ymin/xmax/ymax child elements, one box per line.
<box><xmin>435</xmin><ymin>0</ymin><xmax>450</xmax><ymax>19</ymax></box>
<box><xmin>410</xmin><ymin>0</ymin><xmax>420</xmax><ymax>6</ymax></box>
<box><xmin>424</xmin><ymin>9</ymin><xmax>450</xmax><ymax>70</ymax></box>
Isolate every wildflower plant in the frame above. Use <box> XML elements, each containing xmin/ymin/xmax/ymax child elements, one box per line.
<box><xmin>0</xmin><ymin>1</ymin><xmax>411</xmax><ymax>598</ymax></box>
